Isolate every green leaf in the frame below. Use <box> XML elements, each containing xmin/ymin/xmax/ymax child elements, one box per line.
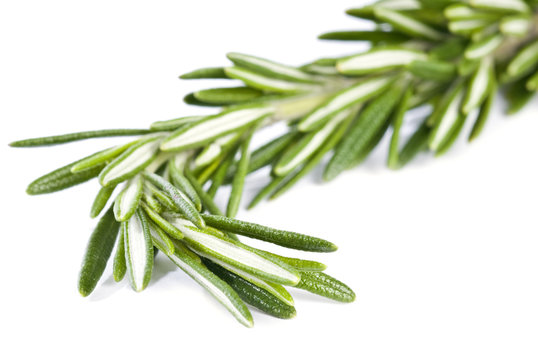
<box><xmin>201</xmin><ymin>214</ymin><xmax>338</xmax><ymax>253</ymax></box>
<box><xmin>168</xmin><ymin>158</ymin><xmax>203</xmax><ymax>211</ymax></box>
<box><xmin>337</xmin><ymin>47</ymin><xmax>427</xmax><ymax>75</ymax></box>
<box><xmin>90</xmin><ymin>184</ymin><xmax>116</xmax><ymax>219</ymax></box>
<box><xmin>318</xmin><ymin>30</ymin><xmax>409</xmax><ymax>42</ymax></box>
<box><xmin>160</xmin><ymin>106</ymin><xmax>273</xmax><ymax>152</ymax></box>
<box><xmin>204</xmin><ymin>260</ymin><xmax>296</xmax><ymax>319</ymax></box>
<box><xmin>148</xmin><ymin>220</ymin><xmax>175</xmax><ymax>256</ymax></box>
<box><xmin>70</xmin><ymin>141</ymin><xmax>139</xmax><ymax>173</ymax></box>
<box><xmin>26</xmin><ymin>156</ymin><xmax>105</xmax><ymax>195</ymax></box>
<box><xmin>462</xmin><ymin>57</ymin><xmax>495</xmax><ymax>114</ymax></box>
<box><xmin>225</xmin><ymin>67</ymin><xmax>316</xmax><ymax>93</ymax></box>
<box><xmin>298</xmin><ymin>76</ymin><xmax>394</xmax><ymax>131</ymax></box>
<box><xmin>124</xmin><ymin>209</ymin><xmax>154</xmax><ymax>292</ymax></box>
<box><xmin>506</xmin><ymin>39</ymin><xmax>538</xmax><ymax>80</ymax></box>
<box><xmin>194</xmin><ymin>87</ymin><xmax>263</xmax><ymax>105</ymax></box>
<box><xmin>388</xmin><ymin>87</ymin><xmax>413</xmax><ymax>169</ymax></box>
<box><xmin>428</xmin><ymin>82</ymin><xmax>466</xmax><ymax>151</ymax></box>
<box><xmin>398</xmin><ymin>119</ymin><xmax>431</xmax><ymax>168</ymax></box>
<box><xmin>78</xmin><ymin>206</ymin><xmax>120</xmax><ymax>296</ymax></box>
<box><xmin>143</xmin><ymin>172</ymin><xmax>204</xmax><ymax>228</ymax></box>
<box><xmin>448</xmin><ymin>19</ymin><xmax>493</xmax><ymax>35</ymax></box>
<box><xmin>293</xmin><ymin>271</ymin><xmax>356</xmax><ymax>303</ymax></box>
<box><xmin>113</xmin><ymin>175</ymin><xmax>143</xmax><ymax>222</ymax></box>
<box><xmin>274</xmin><ymin>108</ymin><xmax>351</xmax><ymax>176</ymax></box>
<box><xmin>324</xmin><ymin>81</ymin><xmax>404</xmax><ymax>181</ymax></box>
<box><xmin>469</xmin><ymin>82</ymin><xmax>496</xmax><ymax>142</ymax></box>
<box><xmin>227</xmin><ymin>128</ymin><xmax>255</xmax><ymax>217</ymax></box>
<box><xmin>9</xmin><ymin>129</ymin><xmax>151</xmax><ymax>148</ymax></box>
<box><xmin>165</xmin><ymin>215</ymin><xmax>301</xmax><ymax>285</ymax></box>
<box><xmin>166</xmin><ymin>247</ymin><xmax>253</xmax><ymax>327</ymax></box>
<box><xmin>179</xmin><ymin>67</ymin><xmax>228</xmax><ymax>79</ymax></box>
<box><xmin>113</xmin><ymin>225</ymin><xmax>127</xmax><ymax>282</ymax></box>
<box><xmin>373</xmin><ymin>7</ymin><xmax>445</xmax><ymax>40</ymax></box>
<box><xmin>407</xmin><ymin>59</ymin><xmax>457</xmax><ymax>82</ymax></box>
<box><xmin>99</xmin><ymin>135</ymin><xmax>162</xmax><ymax>187</ymax></box>
<box><xmin>140</xmin><ymin>203</ymin><xmax>185</xmax><ymax>240</ymax></box>
<box><xmin>252</xmin><ymin>249</ymin><xmax>327</xmax><ymax>272</ymax></box>
<box><xmin>499</xmin><ymin>15</ymin><xmax>532</xmax><ymax>36</ymax></box>
<box><xmin>469</xmin><ymin>0</ymin><xmax>530</xmax><ymax>14</ymax></box>
<box><xmin>464</xmin><ymin>34</ymin><xmax>504</xmax><ymax>60</ymax></box>
<box><xmin>149</xmin><ymin>116</ymin><xmax>205</xmax><ymax>132</ymax></box>
<box><xmin>227</xmin><ymin>52</ymin><xmax>319</xmax><ymax>84</ymax></box>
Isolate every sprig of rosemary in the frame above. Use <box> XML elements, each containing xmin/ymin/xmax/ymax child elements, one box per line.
<box><xmin>10</xmin><ymin>0</ymin><xmax>538</xmax><ymax>326</ymax></box>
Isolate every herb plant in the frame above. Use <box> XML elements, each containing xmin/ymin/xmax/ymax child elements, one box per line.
<box><xmin>10</xmin><ymin>0</ymin><xmax>538</xmax><ymax>326</ymax></box>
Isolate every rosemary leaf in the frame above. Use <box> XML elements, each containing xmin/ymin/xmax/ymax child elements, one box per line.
<box><xmin>78</xmin><ymin>206</ymin><xmax>120</xmax><ymax>296</ymax></box>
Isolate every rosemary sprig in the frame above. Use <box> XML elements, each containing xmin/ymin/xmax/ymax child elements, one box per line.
<box><xmin>11</xmin><ymin>0</ymin><xmax>538</xmax><ymax>326</ymax></box>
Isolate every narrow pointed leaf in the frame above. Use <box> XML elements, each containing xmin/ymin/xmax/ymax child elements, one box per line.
<box><xmin>429</xmin><ymin>83</ymin><xmax>466</xmax><ymax>151</ymax></box>
<box><xmin>9</xmin><ymin>129</ymin><xmax>150</xmax><ymax>148</ymax></box>
<box><xmin>462</xmin><ymin>57</ymin><xmax>494</xmax><ymax>114</ymax></box>
<box><xmin>500</xmin><ymin>15</ymin><xmax>531</xmax><ymax>36</ymax></box>
<box><xmin>148</xmin><ymin>221</ymin><xmax>175</xmax><ymax>256</ymax></box>
<box><xmin>201</xmin><ymin>214</ymin><xmax>337</xmax><ymax>253</ymax></box>
<box><xmin>225</xmin><ymin>67</ymin><xmax>316</xmax><ymax>93</ymax></box>
<box><xmin>143</xmin><ymin>172</ymin><xmax>204</xmax><ymax>228</ymax></box>
<box><xmin>99</xmin><ymin>135</ymin><xmax>162</xmax><ymax>187</ymax></box>
<box><xmin>506</xmin><ymin>39</ymin><xmax>538</xmax><ymax>79</ymax></box>
<box><xmin>140</xmin><ymin>203</ymin><xmax>185</xmax><ymax>240</ymax></box>
<box><xmin>469</xmin><ymin>0</ymin><xmax>530</xmax><ymax>13</ymax></box>
<box><xmin>26</xmin><ymin>157</ymin><xmax>105</xmax><ymax>195</ymax></box>
<box><xmin>464</xmin><ymin>34</ymin><xmax>503</xmax><ymax>60</ymax></box>
<box><xmin>78</xmin><ymin>206</ymin><xmax>120</xmax><ymax>296</ymax></box>
<box><xmin>388</xmin><ymin>87</ymin><xmax>413</xmax><ymax>169</ymax></box>
<box><xmin>293</xmin><ymin>271</ymin><xmax>356</xmax><ymax>303</ymax></box>
<box><xmin>179</xmin><ymin>67</ymin><xmax>228</xmax><ymax>79</ymax></box>
<box><xmin>150</xmin><ymin>116</ymin><xmax>205</xmax><ymax>132</ymax></box>
<box><xmin>113</xmin><ymin>225</ymin><xmax>127</xmax><ymax>282</ymax></box>
<box><xmin>168</xmin><ymin>159</ymin><xmax>202</xmax><ymax>211</ymax></box>
<box><xmin>337</xmin><ymin>47</ymin><xmax>426</xmax><ymax>75</ymax></box>
<box><xmin>204</xmin><ymin>260</ymin><xmax>296</xmax><ymax>319</ymax></box>
<box><xmin>318</xmin><ymin>30</ymin><xmax>409</xmax><ymax>42</ymax></box>
<box><xmin>253</xmin><ymin>249</ymin><xmax>327</xmax><ymax>272</ymax></box>
<box><xmin>70</xmin><ymin>141</ymin><xmax>139</xmax><ymax>173</ymax></box>
<box><xmin>274</xmin><ymin>108</ymin><xmax>350</xmax><ymax>176</ymax></box>
<box><xmin>398</xmin><ymin>119</ymin><xmax>431</xmax><ymax>168</ymax></box>
<box><xmin>407</xmin><ymin>59</ymin><xmax>457</xmax><ymax>81</ymax></box>
<box><xmin>90</xmin><ymin>184</ymin><xmax>116</xmax><ymax>218</ymax></box>
<box><xmin>469</xmin><ymin>83</ymin><xmax>496</xmax><ymax>141</ymax></box>
<box><xmin>194</xmin><ymin>87</ymin><xmax>263</xmax><ymax>105</ymax></box>
<box><xmin>227</xmin><ymin>52</ymin><xmax>319</xmax><ymax>84</ymax></box>
<box><xmin>124</xmin><ymin>209</ymin><xmax>154</xmax><ymax>292</ymax></box>
<box><xmin>373</xmin><ymin>7</ymin><xmax>444</xmax><ymax>40</ymax></box>
<box><xmin>113</xmin><ymin>175</ymin><xmax>143</xmax><ymax>222</ymax></box>
<box><xmin>298</xmin><ymin>76</ymin><xmax>394</xmax><ymax>131</ymax></box>
<box><xmin>166</xmin><ymin>216</ymin><xmax>301</xmax><ymax>285</ymax></box>
<box><xmin>227</xmin><ymin>128</ymin><xmax>255</xmax><ymax>217</ymax></box>
<box><xmin>160</xmin><ymin>107</ymin><xmax>272</xmax><ymax>152</ymax></box>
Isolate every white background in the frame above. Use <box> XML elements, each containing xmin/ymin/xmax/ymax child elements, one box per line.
<box><xmin>1</xmin><ymin>1</ymin><xmax>537</xmax><ymax>359</ymax></box>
